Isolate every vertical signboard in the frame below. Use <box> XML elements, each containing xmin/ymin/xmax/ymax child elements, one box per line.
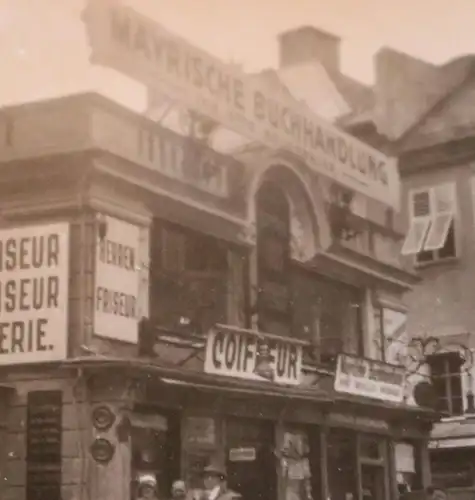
<box><xmin>26</xmin><ymin>390</ymin><xmax>63</xmax><ymax>500</ymax></box>
<box><xmin>94</xmin><ymin>216</ymin><xmax>141</xmax><ymax>343</ymax></box>
<box><xmin>0</xmin><ymin>223</ymin><xmax>70</xmax><ymax>365</ymax></box>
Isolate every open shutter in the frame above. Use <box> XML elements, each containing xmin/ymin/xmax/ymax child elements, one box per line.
<box><xmin>423</xmin><ymin>183</ymin><xmax>456</xmax><ymax>251</ymax></box>
<box><xmin>401</xmin><ymin>190</ymin><xmax>432</xmax><ymax>256</ymax></box>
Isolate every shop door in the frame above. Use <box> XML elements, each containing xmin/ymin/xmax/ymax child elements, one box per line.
<box><xmin>225</xmin><ymin>417</ymin><xmax>276</xmax><ymax>500</ymax></box>
<box><xmin>361</xmin><ymin>464</ymin><xmax>385</xmax><ymax>500</ymax></box>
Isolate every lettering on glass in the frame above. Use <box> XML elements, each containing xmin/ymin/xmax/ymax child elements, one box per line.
<box><xmin>0</xmin><ymin>225</ymin><xmax>69</xmax><ymax>364</ymax></box>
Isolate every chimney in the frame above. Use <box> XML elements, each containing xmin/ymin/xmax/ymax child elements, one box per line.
<box><xmin>278</xmin><ymin>26</ymin><xmax>341</xmax><ymax>72</ymax></box>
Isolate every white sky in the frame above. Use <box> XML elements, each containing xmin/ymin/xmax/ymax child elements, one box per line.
<box><xmin>0</xmin><ymin>0</ymin><xmax>474</xmax><ymax>111</ymax></box>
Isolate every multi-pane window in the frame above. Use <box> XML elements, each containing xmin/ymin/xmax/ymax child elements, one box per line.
<box><xmin>427</xmin><ymin>352</ymin><xmax>464</xmax><ymax>416</ymax></box>
<box><xmin>373</xmin><ymin>306</ymin><xmax>407</xmax><ymax>363</ymax></box>
<box><xmin>401</xmin><ymin>183</ymin><xmax>457</xmax><ymax>263</ymax></box>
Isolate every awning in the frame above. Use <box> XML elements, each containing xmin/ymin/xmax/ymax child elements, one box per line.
<box><xmin>62</xmin><ymin>356</ymin><xmax>332</xmax><ymax>405</ymax></box>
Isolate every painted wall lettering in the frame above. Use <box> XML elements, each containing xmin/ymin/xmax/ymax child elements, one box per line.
<box><xmin>0</xmin><ymin>224</ymin><xmax>70</xmax><ymax>365</ymax></box>
<box><xmin>94</xmin><ymin>216</ymin><xmax>142</xmax><ymax>343</ymax></box>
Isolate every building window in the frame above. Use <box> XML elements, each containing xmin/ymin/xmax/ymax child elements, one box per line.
<box><xmin>427</xmin><ymin>352</ymin><xmax>464</xmax><ymax>416</ymax></box>
<box><xmin>159</xmin><ymin>223</ymin><xmax>227</xmax><ymax>276</ymax></box>
<box><xmin>256</xmin><ymin>181</ymin><xmax>292</xmax><ymax>337</ymax></box>
<box><xmin>373</xmin><ymin>306</ymin><xmax>407</xmax><ymax>363</ymax></box>
<box><xmin>401</xmin><ymin>183</ymin><xmax>457</xmax><ymax>263</ymax></box>
<box><xmin>151</xmin><ymin>220</ymin><xmax>228</xmax><ymax>331</ymax></box>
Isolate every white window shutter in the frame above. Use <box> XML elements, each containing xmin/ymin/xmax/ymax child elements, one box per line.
<box><xmin>422</xmin><ymin>183</ymin><xmax>456</xmax><ymax>252</ymax></box>
<box><xmin>401</xmin><ymin>189</ymin><xmax>431</xmax><ymax>256</ymax></box>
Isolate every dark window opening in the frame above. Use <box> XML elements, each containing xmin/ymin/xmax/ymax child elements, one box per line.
<box><xmin>256</xmin><ymin>181</ymin><xmax>292</xmax><ymax>337</ymax></box>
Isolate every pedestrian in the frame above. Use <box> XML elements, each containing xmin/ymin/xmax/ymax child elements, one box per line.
<box><xmin>426</xmin><ymin>486</ymin><xmax>447</xmax><ymax>500</ymax></box>
<box><xmin>136</xmin><ymin>473</ymin><xmax>160</xmax><ymax>500</ymax></box>
<box><xmin>171</xmin><ymin>480</ymin><xmax>188</xmax><ymax>500</ymax></box>
<box><xmin>201</xmin><ymin>465</ymin><xmax>241</xmax><ymax>500</ymax></box>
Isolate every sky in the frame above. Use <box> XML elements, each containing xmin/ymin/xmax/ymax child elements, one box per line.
<box><xmin>0</xmin><ymin>0</ymin><xmax>474</xmax><ymax>111</ymax></box>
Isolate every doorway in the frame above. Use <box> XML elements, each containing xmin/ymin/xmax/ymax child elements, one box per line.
<box><xmin>361</xmin><ymin>464</ymin><xmax>385</xmax><ymax>500</ymax></box>
<box><xmin>225</xmin><ymin>417</ymin><xmax>277</xmax><ymax>500</ymax></box>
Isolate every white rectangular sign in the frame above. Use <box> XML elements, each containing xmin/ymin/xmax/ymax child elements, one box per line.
<box><xmin>334</xmin><ymin>353</ymin><xmax>406</xmax><ymax>403</ymax></box>
<box><xmin>204</xmin><ymin>325</ymin><xmax>303</xmax><ymax>386</ymax></box>
<box><xmin>94</xmin><ymin>216</ymin><xmax>140</xmax><ymax>343</ymax></box>
<box><xmin>0</xmin><ymin>223</ymin><xmax>70</xmax><ymax>365</ymax></box>
<box><xmin>83</xmin><ymin>0</ymin><xmax>400</xmax><ymax>209</ymax></box>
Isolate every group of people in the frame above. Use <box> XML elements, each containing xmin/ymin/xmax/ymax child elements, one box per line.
<box><xmin>136</xmin><ymin>465</ymin><xmax>241</xmax><ymax>500</ymax></box>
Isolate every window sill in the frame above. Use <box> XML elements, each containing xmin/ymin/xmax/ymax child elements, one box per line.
<box><xmin>414</xmin><ymin>255</ymin><xmax>460</xmax><ymax>269</ymax></box>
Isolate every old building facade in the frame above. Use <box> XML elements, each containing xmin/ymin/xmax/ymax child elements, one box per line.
<box><xmin>0</xmin><ymin>7</ymin><xmax>441</xmax><ymax>500</ymax></box>
<box><xmin>343</xmin><ymin>47</ymin><xmax>475</xmax><ymax>491</ymax></box>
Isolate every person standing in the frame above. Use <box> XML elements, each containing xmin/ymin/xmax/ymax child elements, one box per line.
<box><xmin>136</xmin><ymin>473</ymin><xmax>160</xmax><ymax>500</ymax></box>
<box><xmin>201</xmin><ymin>465</ymin><xmax>241</xmax><ymax>500</ymax></box>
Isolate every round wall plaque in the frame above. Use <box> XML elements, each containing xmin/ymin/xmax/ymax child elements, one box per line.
<box><xmin>90</xmin><ymin>438</ymin><xmax>115</xmax><ymax>465</ymax></box>
<box><xmin>92</xmin><ymin>405</ymin><xmax>116</xmax><ymax>431</ymax></box>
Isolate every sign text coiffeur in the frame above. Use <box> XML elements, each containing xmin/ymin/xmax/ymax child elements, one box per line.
<box><xmin>204</xmin><ymin>326</ymin><xmax>303</xmax><ymax>385</ymax></box>
<box><xmin>94</xmin><ymin>216</ymin><xmax>141</xmax><ymax>343</ymax></box>
<box><xmin>82</xmin><ymin>0</ymin><xmax>400</xmax><ymax>209</ymax></box>
<box><xmin>0</xmin><ymin>224</ymin><xmax>69</xmax><ymax>365</ymax></box>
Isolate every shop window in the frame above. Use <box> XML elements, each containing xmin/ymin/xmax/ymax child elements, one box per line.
<box><xmin>427</xmin><ymin>352</ymin><xmax>464</xmax><ymax>415</ymax></box>
<box><xmin>401</xmin><ymin>183</ymin><xmax>457</xmax><ymax>264</ymax></box>
<box><xmin>280</xmin><ymin>429</ymin><xmax>315</xmax><ymax>500</ymax></box>
<box><xmin>431</xmin><ymin>448</ymin><xmax>475</xmax><ymax>488</ymax></box>
<box><xmin>130</xmin><ymin>409</ymin><xmax>181</xmax><ymax>500</ymax></box>
<box><xmin>327</xmin><ymin>430</ymin><xmax>357</xmax><ymax>500</ymax></box>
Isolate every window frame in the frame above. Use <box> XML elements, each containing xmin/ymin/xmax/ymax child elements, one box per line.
<box><xmin>427</xmin><ymin>351</ymin><xmax>465</xmax><ymax>416</ymax></box>
<box><xmin>402</xmin><ymin>183</ymin><xmax>458</xmax><ymax>264</ymax></box>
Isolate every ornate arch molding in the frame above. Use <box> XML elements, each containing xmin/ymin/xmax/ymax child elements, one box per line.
<box><xmin>241</xmin><ymin>155</ymin><xmax>332</xmax><ymax>260</ymax></box>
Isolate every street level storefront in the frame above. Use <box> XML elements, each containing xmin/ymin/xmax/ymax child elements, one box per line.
<box><xmin>0</xmin><ymin>325</ymin><xmax>434</xmax><ymax>500</ymax></box>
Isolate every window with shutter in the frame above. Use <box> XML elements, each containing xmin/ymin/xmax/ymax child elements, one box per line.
<box><xmin>401</xmin><ymin>183</ymin><xmax>457</xmax><ymax>263</ymax></box>
<box><xmin>427</xmin><ymin>352</ymin><xmax>464</xmax><ymax>416</ymax></box>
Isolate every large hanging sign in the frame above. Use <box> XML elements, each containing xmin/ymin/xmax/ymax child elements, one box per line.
<box><xmin>204</xmin><ymin>325</ymin><xmax>303</xmax><ymax>386</ymax></box>
<box><xmin>82</xmin><ymin>0</ymin><xmax>400</xmax><ymax>209</ymax></box>
<box><xmin>0</xmin><ymin>223</ymin><xmax>70</xmax><ymax>365</ymax></box>
<box><xmin>94</xmin><ymin>216</ymin><xmax>141</xmax><ymax>343</ymax></box>
<box><xmin>334</xmin><ymin>353</ymin><xmax>406</xmax><ymax>403</ymax></box>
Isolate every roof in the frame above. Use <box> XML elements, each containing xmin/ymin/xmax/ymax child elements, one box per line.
<box><xmin>340</xmin><ymin>53</ymin><xmax>475</xmax><ymax>143</ymax></box>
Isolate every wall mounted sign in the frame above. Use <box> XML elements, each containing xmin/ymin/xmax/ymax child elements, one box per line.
<box><xmin>90</xmin><ymin>437</ymin><xmax>116</xmax><ymax>465</ymax></box>
<box><xmin>92</xmin><ymin>405</ymin><xmax>116</xmax><ymax>431</ymax></box>
<box><xmin>334</xmin><ymin>353</ymin><xmax>406</xmax><ymax>403</ymax></box>
<box><xmin>204</xmin><ymin>325</ymin><xmax>303</xmax><ymax>385</ymax></box>
<box><xmin>229</xmin><ymin>447</ymin><xmax>256</xmax><ymax>462</ymax></box>
<box><xmin>94</xmin><ymin>216</ymin><xmax>141</xmax><ymax>343</ymax></box>
<box><xmin>83</xmin><ymin>0</ymin><xmax>400</xmax><ymax>209</ymax></box>
<box><xmin>0</xmin><ymin>223</ymin><xmax>70</xmax><ymax>365</ymax></box>
<box><xmin>26</xmin><ymin>391</ymin><xmax>62</xmax><ymax>500</ymax></box>
<box><xmin>327</xmin><ymin>412</ymin><xmax>389</xmax><ymax>432</ymax></box>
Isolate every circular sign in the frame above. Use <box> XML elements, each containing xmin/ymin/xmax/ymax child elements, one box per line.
<box><xmin>90</xmin><ymin>438</ymin><xmax>115</xmax><ymax>465</ymax></box>
<box><xmin>91</xmin><ymin>405</ymin><xmax>116</xmax><ymax>431</ymax></box>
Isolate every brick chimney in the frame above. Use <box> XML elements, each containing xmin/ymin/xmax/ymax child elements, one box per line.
<box><xmin>278</xmin><ymin>26</ymin><xmax>341</xmax><ymax>72</ymax></box>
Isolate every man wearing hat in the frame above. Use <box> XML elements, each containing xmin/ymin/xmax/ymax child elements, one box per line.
<box><xmin>202</xmin><ymin>465</ymin><xmax>241</xmax><ymax>500</ymax></box>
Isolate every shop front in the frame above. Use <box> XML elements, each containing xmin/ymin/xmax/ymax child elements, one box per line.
<box><xmin>66</xmin><ymin>324</ymin><xmax>438</xmax><ymax>500</ymax></box>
